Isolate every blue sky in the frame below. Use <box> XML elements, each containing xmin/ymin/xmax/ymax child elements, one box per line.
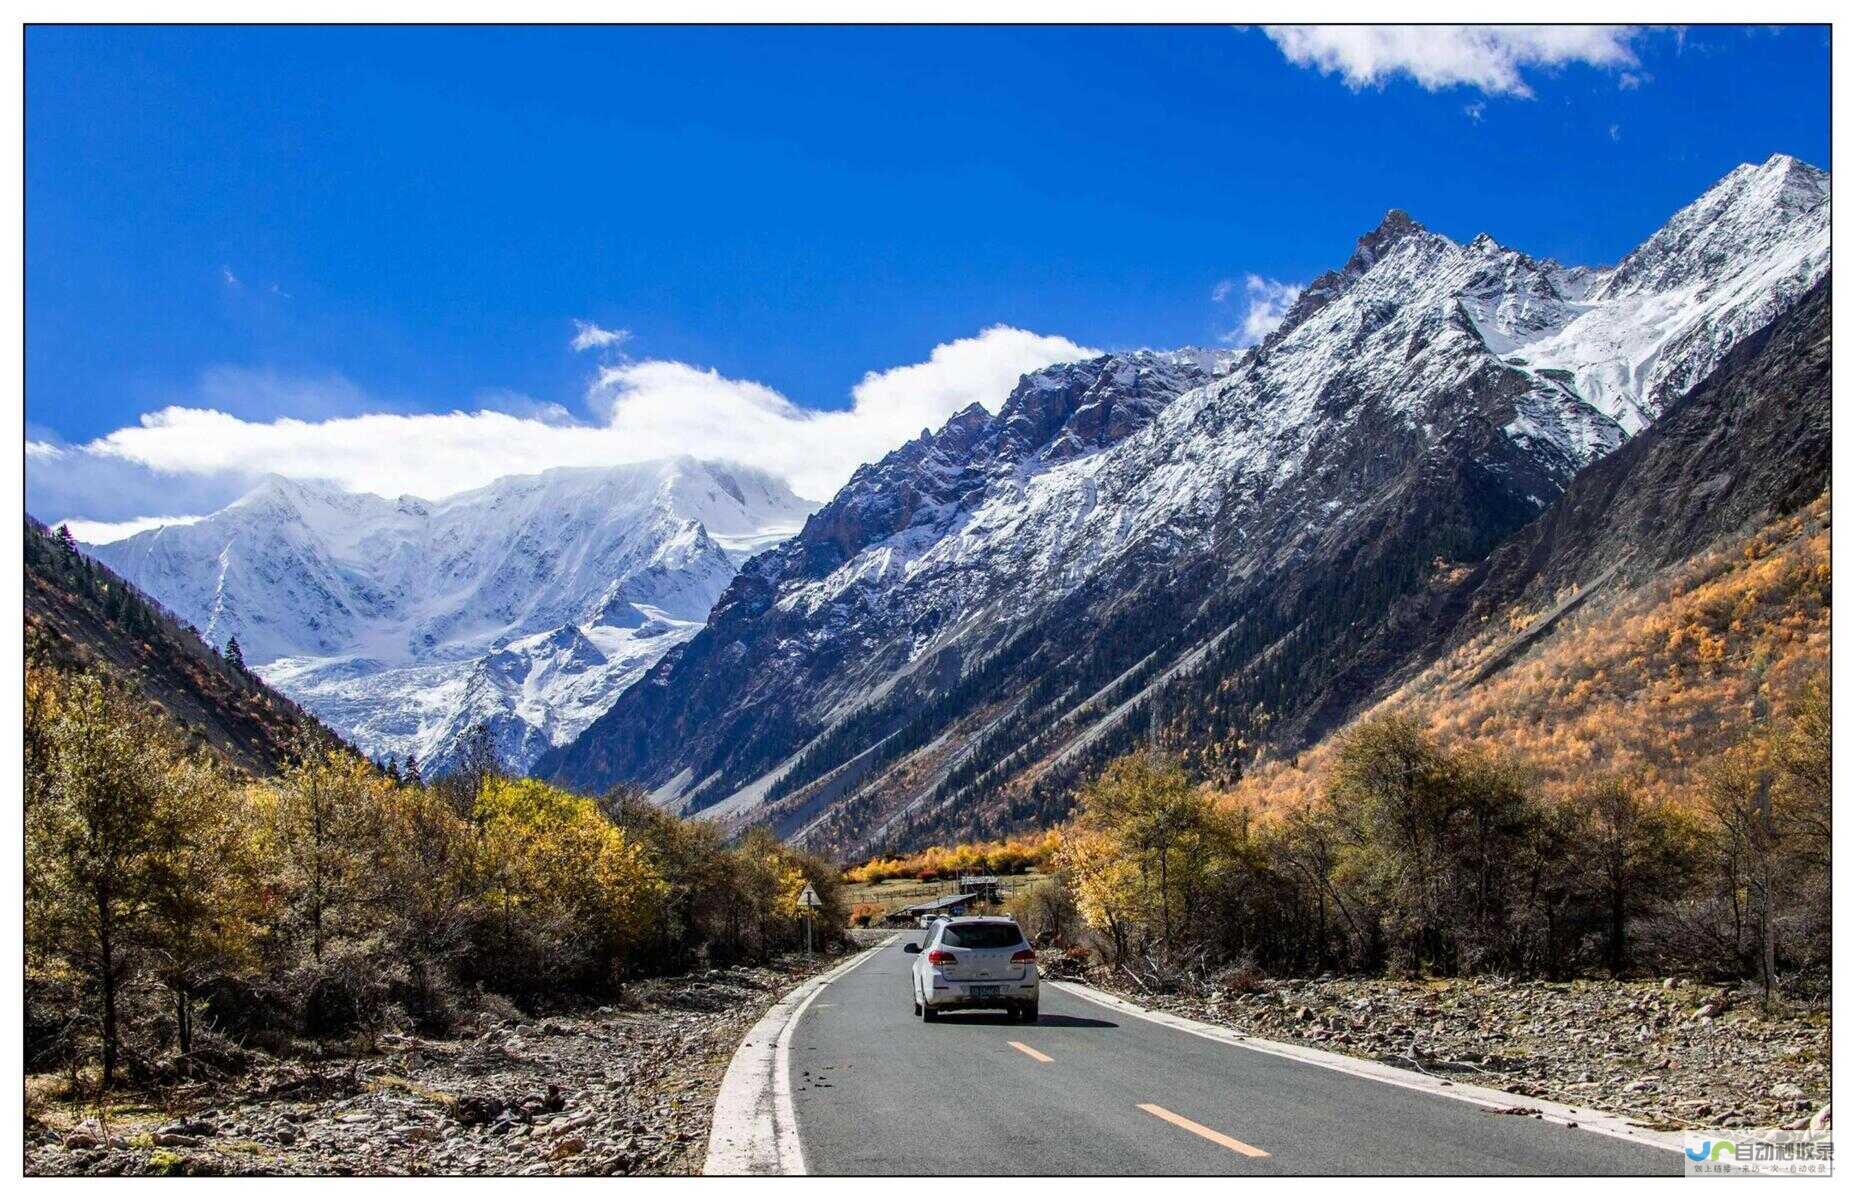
<box><xmin>25</xmin><ymin>24</ymin><xmax>1831</xmax><ymax>532</ymax></box>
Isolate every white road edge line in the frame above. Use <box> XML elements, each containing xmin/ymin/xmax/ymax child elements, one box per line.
<box><xmin>1048</xmin><ymin>980</ymin><xmax>1683</xmax><ymax>1155</ymax></box>
<box><xmin>704</xmin><ymin>935</ymin><xmax>898</xmax><ymax>1175</ymax></box>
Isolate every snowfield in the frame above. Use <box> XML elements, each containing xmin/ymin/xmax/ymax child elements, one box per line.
<box><xmin>90</xmin><ymin>458</ymin><xmax>813</xmax><ymax>772</ymax></box>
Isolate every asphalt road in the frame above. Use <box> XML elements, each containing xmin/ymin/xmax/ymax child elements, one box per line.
<box><xmin>788</xmin><ymin>938</ymin><xmax>1680</xmax><ymax>1175</ymax></box>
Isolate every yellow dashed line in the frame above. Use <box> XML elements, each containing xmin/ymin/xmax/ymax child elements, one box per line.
<box><xmin>1138</xmin><ymin>1103</ymin><xmax>1270</xmax><ymax>1158</ymax></box>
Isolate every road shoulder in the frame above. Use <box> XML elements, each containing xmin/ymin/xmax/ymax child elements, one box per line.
<box><xmin>704</xmin><ymin>935</ymin><xmax>897</xmax><ymax>1175</ymax></box>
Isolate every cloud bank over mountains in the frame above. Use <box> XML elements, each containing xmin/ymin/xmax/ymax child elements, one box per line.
<box><xmin>30</xmin><ymin>325</ymin><xmax>1099</xmax><ymax>535</ymax></box>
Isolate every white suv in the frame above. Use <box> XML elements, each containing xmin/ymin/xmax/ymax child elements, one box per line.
<box><xmin>906</xmin><ymin>916</ymin><xmax>1039</xmax><ymax>1023</ymax></box>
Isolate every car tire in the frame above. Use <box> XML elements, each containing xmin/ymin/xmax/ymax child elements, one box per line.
<box><xmin>921</xmin><ymin>1003</ymin><xmax>938</xmax><ymax>1023</ymax></box>
<box><xmin>912</xmin><ymin>996</ymin><xmax>921</xmax><ymax>1016</ymax></box>
<box><xmin>1018</xmin><ymin>1002</ymin><xmax>1038</xmax><ymax>1024</ymax></box>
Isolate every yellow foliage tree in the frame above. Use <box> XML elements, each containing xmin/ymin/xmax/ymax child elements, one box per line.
<box><xmin>471</xmin><ymin>777</ymin><xmax>666</xmax><ymax>996</ymax></box>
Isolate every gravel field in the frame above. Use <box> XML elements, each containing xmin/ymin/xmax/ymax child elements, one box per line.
<box><xmin>25</xmin><ymin>951</ymin><xmax>852</xmax><ymax>1177</ymax></box>
<box><xmin>1074</xmin><ymin>964</ymin><xmax>1831</xmax><ymax>1133</ymax></box>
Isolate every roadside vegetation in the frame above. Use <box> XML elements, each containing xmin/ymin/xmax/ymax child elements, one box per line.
<box><xmin>24</xmin><ymin>668</ymin><xmax>844</xmax><ymax>1103</ymax></box>
<box><xmin>850</xmin><ymin>671</ymin><xmax>1828</xmax><ymax>997</ymax></box>
<box><xmin>1069</xmin><ymin>675</ymin><xmax>1824</xmax><ymax>993</ymax></box>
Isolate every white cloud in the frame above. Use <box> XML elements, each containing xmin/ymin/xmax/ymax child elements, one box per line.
<box><xmin>43</xmin><ymin>325</ymin><xmax>1099</xmax><ymax>509</ymax></box>
<box><xmin>844</xmin><ymin>325</ymin><xmax>1097</xmax><ymax>452</ymax></box>
<box><xmin>1217</xmin><ymin>275</ymin><xmax>1304</xmax><ymax>347</ymax></box>
<box><xmin>1464</xmin><ymin>100</ymin><xmax>1486</xmax><ymax>122</ymax></box>
<box><xmin>1263</xmin><ymin>26</ymin><xmax>1640</xmax><ymax>98</ymax></box>
<box><xmin>220</xmin><ymin>265</ymin><xmax>240</xmax><ymax>287</ymax></box>
<box><xmin>59</xmin><ymin>514</ymin><xmax>207</xmax><ymax>545</ymax></box>
<box><xmin>570</xmin><ymin>319</ymin><xmax>630</xmax><ymax>353</ymax></box>
<box><xmin>27</xmin><ymin>434</ymin><xmax>253</xmax><ymax>530</ymax></box>
<box><xmin>1609</xmin><ymin>123</ymin><xmax>1623</xmax><ymax>142</ymax></box>
<box><xmin>1210</xmin><ymin>278</ymin><xmax>1237</xmax><ymax>303</ymax></box>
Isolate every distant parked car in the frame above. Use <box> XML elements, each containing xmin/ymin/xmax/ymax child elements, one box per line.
<box><xmin>904</xmin><ymin>916</ymin><xmax>1038</xmax><ymax>1023</ymax></box>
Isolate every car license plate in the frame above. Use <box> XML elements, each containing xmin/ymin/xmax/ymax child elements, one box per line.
<box><xmin>970</xmin><ymin>985</ymin><xmax>1000</xmax><ymax>998</ymax></box>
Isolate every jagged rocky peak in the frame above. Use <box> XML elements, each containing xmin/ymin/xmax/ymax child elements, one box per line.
<box><xmin>1268</xmin><ymin>207</ymin><xmax>1433</xmax><ymax>343</ymax></box>
<box><xmin>994</xmin><ymin>350</ymin><xmax>1222</xmax><ymax>465</ymax></box>
<box><xmin>1597</xmin><ymin>152</ymin><xmax>1829</xmax><ymax>300</ymax></box>
<box><xmin>1354</xmin><ymin>207</ymin><xmax>1423</xmax><ymax>263</ymax></box>
<box><xmin>781</xmin><ymin>348</ymin><xmax>1225</xmax><ymax>575</ymax></box>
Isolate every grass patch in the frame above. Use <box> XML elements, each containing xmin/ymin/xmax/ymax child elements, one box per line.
<box><xmin>366</xmin><ymin>1074</ymin><xmax>457</xmax><ymax>1106</ymax></box>
<box><xmin>146</xmin><ymin>1149</ymin><xmax>188</xmax><ymax>1175</ymax></box>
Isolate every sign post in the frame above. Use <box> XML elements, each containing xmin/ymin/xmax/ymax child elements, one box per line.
<box><xmin>797</xmin><ymin>883</ymin><xmax>822</xmax><ymax>956</ymax></box>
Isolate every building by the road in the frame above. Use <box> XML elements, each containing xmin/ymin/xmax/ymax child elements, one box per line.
<box><xmin>958</xmin><ymin>875</ymin><xmax>1002</xmax><ymax>904</ymax></box>
<box><xmin>889</xmin><ymin>892</ymin><xmax>979</xmax><ymax>926</ymax></box>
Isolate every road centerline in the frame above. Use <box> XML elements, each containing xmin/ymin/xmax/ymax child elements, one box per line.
<box><xmin>1008</xmin><ymin>1040</ymin><xmax>1053</xmax><ymax>1063</ymax></box>
<box><xmin>1138</xmin><ymin>1103</ymin><xmax>1270</xmax><ymax>1159</ymax></box>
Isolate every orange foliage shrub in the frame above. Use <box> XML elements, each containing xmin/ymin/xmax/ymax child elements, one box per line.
<box><xmin>845</xmin><ymin>828</ymin><xmax>1062</xmax><ymax>884</ymax></box>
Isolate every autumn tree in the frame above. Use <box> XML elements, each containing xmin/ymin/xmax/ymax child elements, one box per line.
<box><xmin>374</xmin><ymin>777</ymin><xmax>475</xmax><ymax>1026</ymax></box>
<box><xmin>1703</xmin><ymin>673</ymin><xmax>1831</xmax><ymax>997</ymax></box>
<box><xmin>1574</xmin><ymin>776</ymin><xmax>1696</xmax><ymax>976</ymax></box>
<box><xmin>25</xmin><ymin>674</ymin><xmax>172</xmax><ymax>1086</ymax></box>
<box><xmin>264</xmin><ymin>734</ymin><xmax>390</xmax><ymax>963</ymax></box>
<box><xmin>1059</xmin><ymin>749</ymin><xmax>1229</xmax><ymax>963</ymax></box>
<box><xmin>466</xmin><ymin>777</ymin><xmax>665</xmax><ymax>999</ymax></box>
<box><xmin>143</xmin><ymin>756</ymin><xmax>269</xmax><ymax>1060</ymax></box>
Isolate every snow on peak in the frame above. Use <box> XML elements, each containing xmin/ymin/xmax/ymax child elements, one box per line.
<box><xmin>91</xmin><ymin>457</ymin><xmax>819</xmax><ymax>773</ymax></box>
<box><xmin>1596</xmin><ymin>153</ymin><xmax>1828</xmax><ymax>302</ymax></box>
<box><xmin>1472</xmin><ymin>155</ymin><xmax>1830</xmax><ymax>433</ymax></box>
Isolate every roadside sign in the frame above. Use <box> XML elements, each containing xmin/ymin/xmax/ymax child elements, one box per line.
<box><xmin>797</xmin><ymin>884</ymin><xmax>822</xmax><ymax>910</ymax></box>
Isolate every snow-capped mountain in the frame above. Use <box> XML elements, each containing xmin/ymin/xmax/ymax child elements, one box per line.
<box><xmin>538</xmin><ymin>155</ymin><xmax>1828</xmax><ymax>855</ymax></box>
<box><xmin>90</xmin><ymin>458</ymin><xmax>813</xmax><ymax>772</ymax></box>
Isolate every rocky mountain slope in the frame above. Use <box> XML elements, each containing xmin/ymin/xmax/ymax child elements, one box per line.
<box><xmin>1227</xmin><ymin>273</ymin><xmax>1830</xmax><ymax>816</ymax></box>
<box><xmin>90</xmin><ymin>459</ymin><xmax>813</xmax><ymax>773</ymax></box>
<box><xmin>540</xmin><ymin>155</ymin><xmax>1828</xmax><ymax>856</ymax></box>
<box><xmin>25</xmin><ymin>518</ymin><xmax>332</xmax><ymax>774</ymax></box>
<box><xmin>1440</xmin><ymin>272</ymin><xmax>1830</xmax><ymax>655</ymax></box>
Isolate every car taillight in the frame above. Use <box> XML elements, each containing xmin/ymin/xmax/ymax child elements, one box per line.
<box><xmin>927</xmin><ymin>949</ymin><xmax>957</xmax><ymax>966</ymax></box>
<box><xmin>1011</xmin><ymin>949</ymin><xmax>1036</xmax><ymax>963</ymax></box>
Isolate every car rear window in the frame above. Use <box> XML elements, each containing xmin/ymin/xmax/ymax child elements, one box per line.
<box><xmin>939</xmin><ymin>923</ymin><xmax>1023</xmax><ymax>949</ymax></box>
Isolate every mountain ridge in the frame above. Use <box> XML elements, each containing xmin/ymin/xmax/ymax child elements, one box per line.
<box><xmin>540</xmin><ymin>155</ymin><xmax>1829</xmax><ymax>854</ymax></box>
<box><xmin>25</xmin><ymin>516</ymin><xmax>336</xmax><ymax>774</ymax></box>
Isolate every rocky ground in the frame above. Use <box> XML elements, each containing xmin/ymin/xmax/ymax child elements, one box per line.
<box><xmin>25</xmin><ymin>952</ymin><xmax>851</xmax><ymax>1176</ymax></box>
<box><xmin>1073</xmin><ymin>963</ymin><xmax>1830</xmax><ymax>1133</ymax></box>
